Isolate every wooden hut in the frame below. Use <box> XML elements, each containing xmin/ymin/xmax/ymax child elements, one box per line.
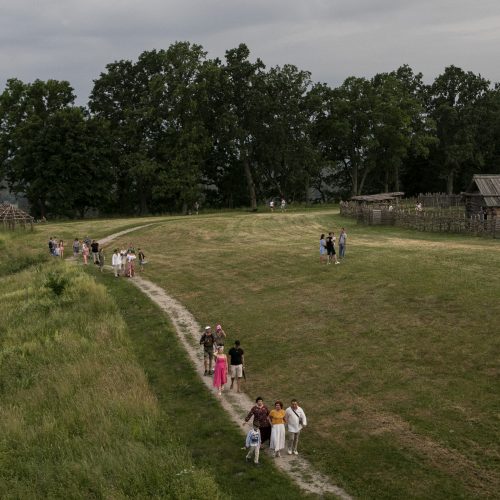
<box><xmin>463</xmin><ymin>175</ymin><xmax>500</xmax><ymax>219</ymax></box>
<box><xmin>0</xmin><ymin>203</ymin><xmax>34</xmax><ymax>230</ymax></box>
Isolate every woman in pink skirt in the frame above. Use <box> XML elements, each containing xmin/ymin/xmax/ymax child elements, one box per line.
<box><xmin>213</xmin><ymin>346</ymin><xmax>228</xmax><ymax>396</ymax></box>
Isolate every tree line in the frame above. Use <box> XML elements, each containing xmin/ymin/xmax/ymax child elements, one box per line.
<box><xmin>1</xmin><ymin>42</ymin><xmax>499</xmax><ymax>217</ymax></box>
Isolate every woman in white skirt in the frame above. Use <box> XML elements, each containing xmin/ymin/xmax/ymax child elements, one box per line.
<box><xmin>269</xmin><ymin>400</ymin><xmax>287</xmax><ymax>457</ymax></box>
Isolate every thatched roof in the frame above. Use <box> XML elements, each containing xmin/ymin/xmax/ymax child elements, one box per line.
<box><xmin>350</xmin><ymin>192</ymin><xmax>405</xmax><ymax>203</ymax></box>
<box><xmin>465</xmin><ymin>175</ymin><xmax>500</xmax><ymax>207</ymax></box>
<box><xmin>0</xmin><ymin>203</ymin><xmax>34</xmax><ymax>227</ymax></box>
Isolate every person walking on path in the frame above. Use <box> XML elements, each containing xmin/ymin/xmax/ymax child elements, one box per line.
<box><xmin>200</xmin><ymin>326</ymin><xmax>215</xmax><ymax>375</ymax></box>
<box><xmin>281</xmin><ymin>198</ymin><xmax>286</xmax><ymax>212</ymax></box>
<box><xmin>82</xmin><ymin>242</ymin><xmax>89</xmax><ymax>265</ymax></box>
<box><xmin>138</xmin><ymin>248</ymin><xmax>146</xmax><ymax>272</ymax></box>
<box><xmin>339</xmin><ymin>228</ymin><xmax>347</xmax><ymax>259</ymax></box>
<box><xmin>72</xmin><ymin>238</ymin><xmax>80</xmax><ymax>257</ymax></box>
<box><xmin>285</xmin><ymin>399</ymin><xmax>307</xmax><ymax>455</ymax></box>
<box><xmin>213</xmin><ymin>324</ymin><xmax>226</xmax><ymax>348</ymax></box>
<box><xmin>245</xmin><ymin>397</ymin><xmax>271</xmax><ymax>446</ymax></box>
<box><xmin>228</xmin><ymin>340</ymin><xmax>244</xmax><ymax>393</ymax></box>
<box><xmin>112</xmin><ymin>249</ymin><xmax>121</xmax><ymax>277</ymax></box>
<box><xmin>98</xmin><ymin>248</ymin><xmax>105</xmax><ymax>272</ymax></box>
<box><xmin>245</xmin><ymin>422</ymin><xmax>262</xmax><ymax>466</ymax></box>
<box><xmin>269</xmin><ymin>400</ymin><xmax>287</xmax><ymax>457</ymax></box>
<box><xmin>91</xmin><ymin>240</ymin><xmax>99</xmax><ymax>264</ymax></box>
<box><xmin>127</xmin><ymin>250</ymin><xmax>136</xmax><ymax>277</ymax></box>
<box><xmin>245</xmin><ymin>397</ymin><xmax>272</xmax><ymax>446</ymax></box>
<box><xmin>213</xmin><ymin>346</ymin><xmax>228</xmax><ymax>396</ymax></box>
<box><xmin>120</xmin><ymin>250</ymin><xmax>127</xmax><ymax>276</ymax></box>
<box><xmin>58</xmin><ymin>240</ymin><xmax>65</xmax><ymax>259</ymax></box>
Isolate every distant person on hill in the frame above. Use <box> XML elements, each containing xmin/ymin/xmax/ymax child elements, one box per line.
<box><xmin>338</xmin><ymin>228</ymin><xmax>347</xmax><ymax>259</ymax></box>
<box><xmin>213</xmin><ymin>346</ymin><xmax>228</xmax><ymax>396</ymax></box>
<box><xmin>194</xmin><ymin>201</ymin><xmax>200</xmax><ymax>215</ymax></box>
<box><xmin>112</xmin><ymin>249</ymin><xmax>121</xmax><ymax>277</ymax></box>
<box><xmin>91</xmin><ymin>240</ymin><xmax>99</xmax><ymax>264</ymax></box>
<box><xmin>138</xmin><ymin>248</ymin><xmax>146</xmax><ymax>271</ymax></box>
<box><xmin>281</xmin><ymin>198</ymin><xmax>286</xmax><ymax>212</ymax></box>
<box><xmin>269</xmin><ymin>200</ymin><xmax>275</xmax><ymax>212</ymax></box>
<box><xmin>58</xmin><ymin>240</ymin><xmax>65</xmax><ymax>259</ymax></box>
<box><xmin>73</xmin><ymin>238</ymin><xmax>80</xmax><ymax>257</ymax></box>
<box><xmin>328</xmin><ymin>232</ymin><xmax>340</xmax><ymax>264</ymax></box>
<box><xmin>200</xmin><ymin>326</ymin><xmax>215</xmax><ymax>375</ymax></box>
<box><xmin>245</xmin><ymin>421</ymin><xmax>262</xmax><ymax>466</ymax></box>
<box><xmin>48</xmin><ymin>237</ymin><xmax>54</xmax><ymax>255</ymax></box>
<box><xmin>319</xmin><ymin>234</ymin><xmax>327</xmax><ymax>264</ymax></box>
<box><xmin>98</xmin><ymin>248</ymin><xmax>105</xmax><ymax>272</ymax></box>
<box><xmin>127</xmin><ymin>250</ymin><xmax>136</xmax><ymax>277</ymax></box>
<box><xmin>285</xmin><ymin>399</ymin><xmax>307</xmax><ymax>455</ymax></box>
<box><xmin>228</xmin><ymin>340</ymin><xmax>244</xmax><ymax>393</ymax></box>
<box><xmin>82</xmin><ymin>242</ymin><xmax>89</xmax><ymax>265</ymax></box>
<box><xmin>244</xmin><ymin>397</ymin><xmax>271</xmax><ymax>446</ymax></box>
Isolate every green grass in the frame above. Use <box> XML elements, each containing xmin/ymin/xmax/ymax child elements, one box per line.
<box><xmin>0</xmin><ymin>257</ymin><xmax>221</xmax><ymax>498</ymax></box>
<box><xmin>91</xmin><ymin>269</ymin><xmax>308</xmax><ymax>499</ymax></box>
<box><xmin>105</xmin><ymin>208</ymin><xmax>500</xmax><ymax>499</ymax></box>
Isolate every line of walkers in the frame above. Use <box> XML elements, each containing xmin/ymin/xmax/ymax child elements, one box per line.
<box><xmin>199</xmin><ymin>325</ymin><xmax>307</xmax><ymax>466</ymax></box>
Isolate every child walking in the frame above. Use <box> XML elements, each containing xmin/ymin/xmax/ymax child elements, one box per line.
<box><xmin>245</xmin><ymin>422</ymin><xmax>261</xmax><ymax>466</ymax></box>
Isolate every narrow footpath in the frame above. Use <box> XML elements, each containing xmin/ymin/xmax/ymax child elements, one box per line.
<box><xmin>99</xmin><ymin>226</ymin><xmax>352</xmax><ymax>499</ymax></box>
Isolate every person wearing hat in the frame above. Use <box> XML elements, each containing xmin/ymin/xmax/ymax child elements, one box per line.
<box><xmin>199</xmin><ymin>326</ymin><xmax>215</xmax><ymax>375</ymax></box>
<box><xmin>213</xmin><ymin>324</ymin><xmax>226</xmax><ymax>348</ymax></box>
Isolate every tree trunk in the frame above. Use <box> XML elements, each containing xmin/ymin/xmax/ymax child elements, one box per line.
<box><xmin>446</xmin><ymin>171</ymin><xmax>454</xmax><ymax>194</ymax></box>
<box><xmin>351</xmin><ymin>162</ymin><xmax>358</xmax><ymax>197</ymax></box>
<box><xmin>394</xmin><ymin>164</ymin><xmax>400</xmax><ymax>192</ymax></box>
<box><xmin>304</xmin><ymin>175</ymin><xmax>310</xmax><ymax>205</ymax></box>
<box><xmin>384</xmin><ymin>167</ymin><xmax>389</xmax><ymax>193</ymax></box>
<box><xmin>243</xmin><ymin>158</ymin><xmax>257</xmax><ymax>211</ymax></box>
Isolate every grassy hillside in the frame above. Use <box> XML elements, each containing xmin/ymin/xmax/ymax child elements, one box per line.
<box><xmin>106</xmin><ymin>209</ymin><xmax>500</xmax><ymax>499</ymax></box>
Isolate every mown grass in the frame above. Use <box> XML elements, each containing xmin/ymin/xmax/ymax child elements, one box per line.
<box><xmin>107</xmin><ymin>209</ymin><xmax>500</xmax><ymax>499</ymax></box>
<box><xmin>91</xmin><ymin>269</ymin><xmax>308</xmax><ymax>499</ymax></box>
<box><xmin>0</xmin><ymin>253</ymin><xmax>221</xmax><ymax>498</ymax></box>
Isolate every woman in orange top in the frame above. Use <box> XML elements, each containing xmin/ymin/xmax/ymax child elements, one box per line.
<box><xmin>268</xmin><ymin>400</ymin><xmax>286</xmax><ymax>457</ymax></box>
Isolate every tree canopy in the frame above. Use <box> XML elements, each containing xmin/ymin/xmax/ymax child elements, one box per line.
<box><xmin>1</xmin><ymin>43</ymin><xmax>499</xmax><ymax>217</ymax></box>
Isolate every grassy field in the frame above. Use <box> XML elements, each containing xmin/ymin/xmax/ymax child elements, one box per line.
<box><xmin>0</xmin><ymin>221</ymin><xmax>307</xmax><ymax>499</ymax></box>
<box><xmin>105</xmin><ymin>209</ymin><xmax>500</xmax><ymax>499</ymax></box>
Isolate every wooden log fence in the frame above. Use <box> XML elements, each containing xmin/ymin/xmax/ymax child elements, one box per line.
<box><xmin>340</xmin><ymin>203</ymin><xmax>499</xmax><ymax>238</ymax></box>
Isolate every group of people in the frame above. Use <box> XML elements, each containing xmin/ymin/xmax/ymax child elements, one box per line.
<box><xmin>111</xmin><ymin>247</ymin><xmax>146</xmax><ymax>277</ymax></box>
<box><xmin>244</xmin><ymin>397</ymin><xmax>307</xmax><ymax>465</ymax></box>
<box><xmin>199</xmin><ymin>325</ymin><xmax>307</xmax><ymax>466</ymax></box>
<box><xmin>199</xmin><ymin>325</ymin><xmax>245</xmax><ymax>394</ymax></box>
<box><xmin>48</xmin><ymin>236</ymin><xmax>65</xmax><ymax>258</ymax></box>
<box><xmin>48</xmin><ymin>235</ymin><xmax>146</xmax><ymax>276</ymax></box>
<box><xmin>319</xmin><ymin>227</ymin><xmax>347</xmax><ymax>264</ymax></box>
<box><xmin>269</xmin><ymin>198</ymin><xmax>287</xmax><ymax>212</ymax></box>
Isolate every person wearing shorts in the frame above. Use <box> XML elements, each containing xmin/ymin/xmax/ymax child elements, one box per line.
<box><xmin>228</xmin><ymin>340</ymin><xmax>244</xmax><ymax>393</ymax></box>
<box><xmin>200</xmin><ymin>326</ymin><xmax>215</xmax><ymax>375</ymax></box>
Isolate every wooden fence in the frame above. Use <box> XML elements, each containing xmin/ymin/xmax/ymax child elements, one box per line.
<box><xmin>340</xmin><ymin>204</ymin><xmax>499</xmax><ymax>238</ymax></box>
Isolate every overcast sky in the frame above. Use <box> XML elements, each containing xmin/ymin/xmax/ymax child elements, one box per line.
<box><xmin>1</xmin><ymin>0</ymin><xmax>499</xmax><ymax>104</ymax></box>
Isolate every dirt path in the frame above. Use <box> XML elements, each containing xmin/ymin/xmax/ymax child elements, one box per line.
<box><xmin>98</xmin><ymin>228</ymin><xmax>352</xmax><ymax>499</ymax></box>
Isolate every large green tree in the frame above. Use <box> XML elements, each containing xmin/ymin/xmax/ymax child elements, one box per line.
<box><xmin>0</xmin><ymin>78</ymin><xmax>111</xmax><ymax>217</ymax></box>
<box><xmin>429</xmin><ymin>65</ymin><xmax>491</xmax><ymax>193</ymax></box>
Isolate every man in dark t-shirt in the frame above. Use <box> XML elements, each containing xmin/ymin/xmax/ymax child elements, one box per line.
<box><xmin>91</xmin><ymin>240</ymin><xmax>99</xmax><ymax>264</ymax></box>
<box><xmin>228</xmin><ymin>340</ymin><xmax>245</xmax><ymax>393</ymax></box>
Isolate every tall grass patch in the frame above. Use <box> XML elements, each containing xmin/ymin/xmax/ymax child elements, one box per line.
<box><xmin>0</xmin><ymin>261</ymin><xmax>220</xmax><ymax>498</ymax></box>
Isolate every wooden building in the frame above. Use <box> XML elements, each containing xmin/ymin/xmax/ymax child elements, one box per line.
<box><xmin>463</xmin><ymin>175</ymin><xmax>500</xmax><ymax>219</ymax></box>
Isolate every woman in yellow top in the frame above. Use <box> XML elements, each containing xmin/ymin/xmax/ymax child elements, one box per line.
<box><xmin>268</xmin><ymin>400</ymin><xmax>287</xmax><ymax>457</ymax></box>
